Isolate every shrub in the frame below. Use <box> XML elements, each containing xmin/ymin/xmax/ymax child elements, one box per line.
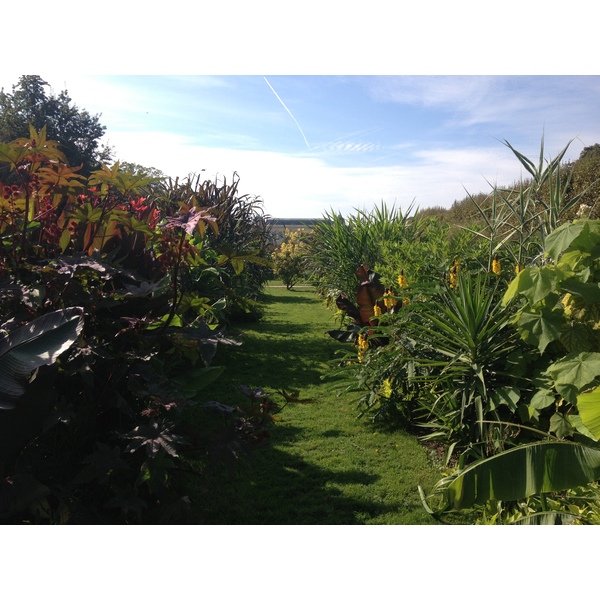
<box><xmin>271</xmin><ymin>228</ymin><xmax>309</xmax><ymax>289</ymax></box>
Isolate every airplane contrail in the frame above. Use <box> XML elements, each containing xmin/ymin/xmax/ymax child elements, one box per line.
<box><xmin>264</xmin><ymin>76</ymin><xmax>310</xmax><ymax>150</ymax></box>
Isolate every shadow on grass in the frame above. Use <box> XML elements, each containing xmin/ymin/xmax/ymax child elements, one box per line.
<box><xmin>214</xmin><ymin>338</ymin><xmax>342</xmax><ymax>390</ymax></box>
<box><xmin>263</xmin><ymin>293</ymin><xmax>323</xmax><ymax>306</ymax></box>
<box><xmin>216</xmin><ymin>320</ymin><xmax>344</xmax><ymax>391</ymax></box>
<box><xmin>183</xmin><ymin>284</ymin><xmax>438</xmax><ymax>524</ymax></box>
<box><xmin>240</xmin><ymin>321</ymin><xmax>332</xmax><ymax>336</ymax></box>
<box><xmin>188</xmin><ymin>426</ymin><xmax>416</xmax><ymax>525</ymax></box>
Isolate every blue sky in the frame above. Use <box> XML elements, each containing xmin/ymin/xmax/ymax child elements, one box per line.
<box><xmin>2</xmin><ymin>74</ymin><xmax>599</xmax><ymax>218</ymax></box>
<box><xmin>3</xmin><ymin>3</ymin><xmax>599</xmax><ymax>219</ymax></box>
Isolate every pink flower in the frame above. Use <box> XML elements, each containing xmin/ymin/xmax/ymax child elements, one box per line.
<box><xmin>162</xmin><ymin>207</ymin><xmax>216</xmax><ymax>236</ymax></box>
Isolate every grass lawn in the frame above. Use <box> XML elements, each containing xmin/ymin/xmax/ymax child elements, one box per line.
<box><xmin>182</xmin><ymin>282</ymin><xmax>458</xmax><ymax>525</ymax></box>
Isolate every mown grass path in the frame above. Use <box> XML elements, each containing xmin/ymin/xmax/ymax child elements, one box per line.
<box><xmin>187</xmin><ymin>282</ymin><xmax>448</xmax><ymax>524</ymax></box>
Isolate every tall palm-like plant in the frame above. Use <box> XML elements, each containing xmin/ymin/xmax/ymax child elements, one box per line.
<box><xmin>409</xmin><ymin>273</ymin><xmax>523</xmax><ymax>457</ymax></box>
<box><xmin>462</xmin><ymin>136</ymin><xmax>593</xmax><ymax>271</ymax></box>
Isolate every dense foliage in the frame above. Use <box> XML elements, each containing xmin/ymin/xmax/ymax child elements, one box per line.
<box><xmin>0</xmin><ymin>126</ymin><xmax>275</xmax><ymax>523</ymax></box>
<box><xmin>312</xmin><ymin>137</ymin><xmax>600</xmax><ymax>524</ymax></box>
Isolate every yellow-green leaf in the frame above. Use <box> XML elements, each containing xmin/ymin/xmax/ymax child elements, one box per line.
<box><xmin>59</xmin><ymin>228</ymin><xmax>71</xmax><ymax>252</ymax></box>
<box><xmin>577</xmin><ymin>387</ymin><xmax>600</xmax><ymax>440</ymax></box>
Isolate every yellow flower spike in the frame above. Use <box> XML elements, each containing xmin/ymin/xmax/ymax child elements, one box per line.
<box><xmin>561</xmin><ymin>293</ymin><xmax>573</xmax><ymax>316</ymax></box>
<box><xmin>449</xmin><ymin>259</ymin><xmax>460</xmax><ymax>290</ymax></box>
<box><xmin>397</xmin><ymin>270</ymin><xmax>407</xmax><ymax>288</ymax></box>
<box><xmin>357</xmin><ymin>333</ymin><xmax>369</xmax><ymax>350</ymax></box>
<box><xmin>492</xmin><ymin>255</ymin><xmax>501</xmax><ymax>275</ymax></box>
<box><xmin>381</xmin><ymin>378</ymin><xmax>393</xmax><ymax>399</ymax></box>
<box><xmin>357</xmin><ymin>333</ymin><xmax>369</xmax><ymax>362</ymax></box>
<box><xmin>515</xmin><ymin>264</ymin><xmax>524</xmax><ymax>275</ymax></box>
<box><xmin>373</xmin><ymin>304</ymin><xmax>382</xmax><ymax>317</ymax></box>
<box><xmin>383</xmin><ymin>289</ymin><xmax>395</xmax><ymax>309</ymax></box>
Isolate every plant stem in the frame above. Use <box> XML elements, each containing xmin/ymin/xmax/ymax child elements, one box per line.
<box><xmin>163</xmin><ymin>229</ymin><xmax>187</xmax><ymax>329</ymax></box>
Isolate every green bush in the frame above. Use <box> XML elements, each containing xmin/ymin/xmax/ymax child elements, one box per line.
<box><xmin>271</xmin><ymin>228</ymin><xmax>309</xmax><ymax>289</ymax></box>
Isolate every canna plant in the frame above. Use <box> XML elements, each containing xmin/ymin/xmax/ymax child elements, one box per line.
<box><xmin>326</xmin><ymin>263</ymin><xmax>393</xmax><ymax>344</ymax></box>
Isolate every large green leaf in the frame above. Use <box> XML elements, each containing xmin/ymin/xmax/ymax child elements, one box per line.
<box><xmin>442</xmin><ymin>441</ymin><xmax>600</xmax><ymax>510</ymax></box>
<box><xmin>530</xmin><ymin>388</ymin><xmax>556</xmax><ymax>410</ymax></box>
<box><xmin>503</xmin><ymin>269</ymin><xmax>526</xmax><ymax>305</ymax></box>
<box><xmin>521</xmin><ymin>267</ymin><xmax>561</xmax><ymax>305</ymax></box>
<box><xmin>544</xmin><ymin>221</ymin><xmax>586</xmax><ymax>262</ymax></box>
<box><xmin>0</xmin><ymin>307</ymin><xmax>84</xmax><ymax>409</ymax></box>
<box><xmin>545</xmin><ymin>220</ymin><xmax>600</xmax><ymax>262</ymax></box>
<box><xmin>577</xmin><ymin>387</ymin><xmax>600</xmax><ymax>440</ymax></box>
<box><xmin>517</xmin><ymin>308</ymin><xmax>563</xmax><ymax>353</ymax></box>
<box><xmin>503</xmin><ymin>266</ymin><xmax>561</xmax><ymax>307</ymax></box>
<box><xmin>549</xmin><ymin>413</ymin><xmax>574</xmax><ymax>438</ymax></box>
<box><xmin>560</xmin><ymin>279</ymin><xmax>600</xmax><ymax>304</ymax></box>
<box><xmin>545</xmin><ymin>352</ymin><xmax>600</xmax><ymax>390</ymax></box>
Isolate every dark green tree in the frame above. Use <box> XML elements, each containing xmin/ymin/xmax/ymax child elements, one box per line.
<box><xmin>0</xmin><ymin>75</ymin><xmax>112</xmax><ymax>176</ymax></box>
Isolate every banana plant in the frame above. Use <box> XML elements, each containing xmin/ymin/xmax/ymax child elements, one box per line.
<box><xmin>0</xmin><ymin>307</ymin><xmax>84</xmax><ymax>409</ymax></box>
<box><xmin>420</xmin><ymin>439</ymin><xmax>600</xmax><ymax>519</ymax></box>
<box><xmin>327</xmin><ymin>264</ymin><xmax>388</xmax><ymax>343</ymax></box>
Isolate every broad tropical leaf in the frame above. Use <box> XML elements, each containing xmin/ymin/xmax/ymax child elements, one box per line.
<box><xmin>0</xmin><ymin>307</ymin><xmax>84</xmax><ymax>408</ymax></box>
<box><xmin>577</xmin><ymin>387</ymin><xmax>600</xmax><ymax>440</ymax></box>
<box><xmin>517</xmin><ymin>308</ymin><xmax>563</xmax><ymax>353</ymax></box>
<box><xmin>123</xmin><ymin>421</ymin><xmax>184</xmax><ymax>457</ymax></box>
<box><xmin>545</xmin><ymin>220</ymin><xmax>600</xmax><ymax>262</ymax></box>
<box><xmin>544</xmin><ymin>221</ymin><xmax>586</xmax><ymax>262</ymax></box>
<box><xmin>545</xmin><ymin>352</ymin><xmax>600</xmax><ymax>390</ymax></box>
<box><xmin>441</xmin><ymin>441</ymin><xmax>600</xmax><ymax>510</ymax></box>
<box><xmin>520</xmin><ymin>267</ymin><xmax>561</xmax><ymax>306</ymax></box>
<box><xmin>560</xmin><ymin>279</ymin><xmax>600</xmax><ymax>304</ymax></box>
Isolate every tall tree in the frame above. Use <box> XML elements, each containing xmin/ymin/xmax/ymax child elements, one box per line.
<box><xmin>0</xmin><ymin>75</ymin><xmax>112</xmax><ymax>175</ymax></box>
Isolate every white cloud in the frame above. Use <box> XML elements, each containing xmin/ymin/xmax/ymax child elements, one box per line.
<box><xmin>366</xmin><ymin>76</ymin><xmax>600</xmax><ymax>153</ymax></box>
<box><xmin>321</xmin><ymin>141</ymin><xmax>381</xmax><ymax>153</ymax></box>
<box><xmin>108</xmin><ymin>129</ymin><xmax>541</xmax><ymax>218</ymax></box>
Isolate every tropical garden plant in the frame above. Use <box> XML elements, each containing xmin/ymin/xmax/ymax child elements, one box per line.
<box><xmin>0</xmin><ymin>126</ymin><xmax>275</xmax><ymax>523</ymax></box>
<box><xmin>150</xmin><ymin>172</ymin><xmax>273</xmax><ymax>322</ymax></box>
<box><xmin>312</xmin><ymin>137</ymin><xmax>600</xmax><ymax>524</ymax></box>
<box><xmin>306</xmin><ymin>202</ymin><xmax>423</xmax><ymax>302</ymax></box>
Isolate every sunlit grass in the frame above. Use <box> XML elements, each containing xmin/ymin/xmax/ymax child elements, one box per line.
<box><xmin>183</xmin><ymin>282</ymin><xmax>460</xmax><ymax>524</ymax></box>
